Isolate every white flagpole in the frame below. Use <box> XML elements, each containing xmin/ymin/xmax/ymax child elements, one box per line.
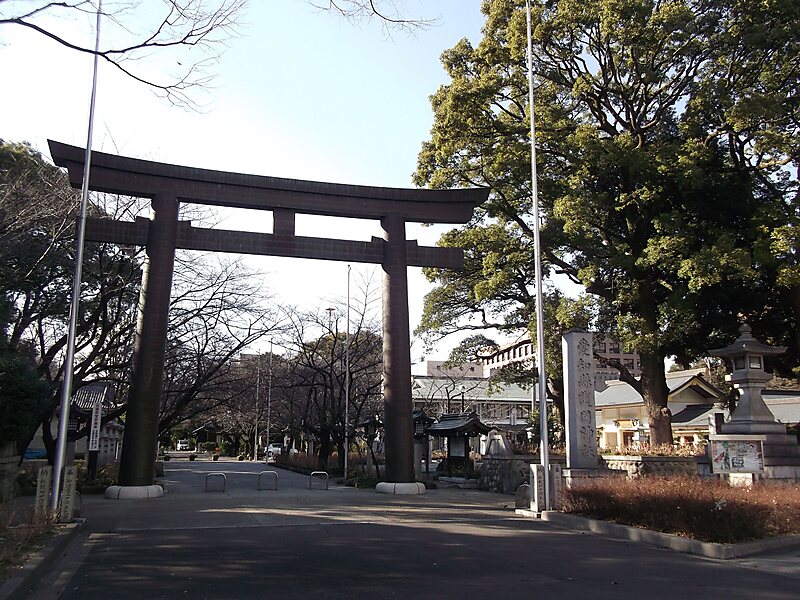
<box><xmin>51</xmin><ymin>0</ymin><xmax>104</xmax><ymax>515</ymax></box>
<box><xmin>526</xmin><ymin>0</ymin><xmax>550</xmax><ymax>511</ymax></box>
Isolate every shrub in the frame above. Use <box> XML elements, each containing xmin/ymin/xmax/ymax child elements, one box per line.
<box><xmin>600</xmin><ymin>444</ymin><xmax>706</xmax><ymax>457</ymax></box>
<box><xmin>346</xmin><ymin>473</ymin><xmax>381</xmax><ymax>488</ymax></box>
<box><xmin>562</xmin><ymin>476</ymin><xmax>800</xmax><ymax>543</ymax></box>
<box><xmin>277</xmin><ymin>452</ymin><xmax>322</xmax><ymax>472</ymax></box>
<box><xmin>188</xmin><ymin>454</ymin><xmax>196</xmax><ymax>461</ymax></box>
<box><xmin>15</xmin><ymin>468</ymin><xmax>38</xmax><ymax>496</ymax></box>
<box><xmin>212</xmin><ymin>454</ymin><xmax>219</xmax><ymax>461</ymax></box>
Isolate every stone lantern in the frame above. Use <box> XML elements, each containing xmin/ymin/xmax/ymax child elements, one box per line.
<box><xmin>709</xmin><ymin>324</ymin><xmax>800</xmax><ymax>480</ymax></box>
<box><xmin>709</xmin><ymin>323</ymin><xmax>785</xmax><ymax>434</ymax></box>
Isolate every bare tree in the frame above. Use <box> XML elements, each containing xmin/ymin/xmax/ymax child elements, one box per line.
<box><xmin>0</xmin><ymin>0</ymin><xmax>245</xmax><ymax>108</ymax></box>
<box><xmin>156</xmin><ymin>253</ymin><xmax>280</xmax><ymax>436</ymax></box>
<box><xmin>278</xmin><ymin>275</ymin><xmax>383</xmax><ymax>470</ymax></box>
<box><xmin>310</xmin><ymin>0</ymin><xmax>434</xmax><ymax>33</ymax></box>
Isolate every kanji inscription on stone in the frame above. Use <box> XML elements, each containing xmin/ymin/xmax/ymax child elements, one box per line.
<box><xmin>563</xmin><ymin>331</ymin><xmax>598</xmax><ymax>469</ymax></box>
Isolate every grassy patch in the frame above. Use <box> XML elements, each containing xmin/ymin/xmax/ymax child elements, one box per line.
<box><xmin>562</xmin><ymin>476</ymin><xmax>800</xmax><ymax>544</ymax></box>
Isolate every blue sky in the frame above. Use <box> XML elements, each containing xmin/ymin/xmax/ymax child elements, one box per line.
<box><xmin>0</xmin><ymin>0</ymin><xmax>487</xmax><ymax>358</ymax></box>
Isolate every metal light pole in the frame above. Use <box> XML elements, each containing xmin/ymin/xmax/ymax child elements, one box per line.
<box><xmin>51</xmin><ymin>1</ymin><xmax>103</xmax><ymax>515</ymax></box>
<box><xmin>526</xmin><ymin>0</ymin><xmax>550</xmax><ymax>510</ymax></box>
<box><xmin>253</xmin><ymin>352</ymin><xmax>260</xmax><ymax>461</ymax></box>
<box><xmin>345</xmin><ymin>265</ymin><xmax>351</xmax><ymax>477</ymax></box>
<box><xmin>267</xmin><ymin>340</ymin><xmax>273</xmax><ymax>459</ymax></box>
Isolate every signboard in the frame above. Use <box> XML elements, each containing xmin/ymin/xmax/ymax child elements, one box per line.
<box><xmin>710</xmin><ymin>435</ymin><xmax>765</xmax><ymax>474</ymax></box>
<box><xmin>88</xmin><ymin>397</ymin><xmax>102</xmax><ymax>452</ymax></box>
<box><xmin>449</xmin><ymin>437</ymin><xmax>466</xmax><ymax>458</ymax></box>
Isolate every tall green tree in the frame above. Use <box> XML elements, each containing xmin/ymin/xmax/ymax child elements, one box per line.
<box><xmin>414</xmin><ymin>0</ymin><xmax>799</xmax><ymax>444</ymax></box>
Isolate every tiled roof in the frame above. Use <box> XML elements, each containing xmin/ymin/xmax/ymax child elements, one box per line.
<box><xmin>595</xmin><ymin>370</ymin><xmax>719</xmax><ymax>408</ymax></box>
<box><xmin>70</xmin><ymin>382</ymin><xmax>116</xmax><ymax>416</ymax></box>
<box><xmin>671</xmin><ymin>404</ymin><xmax>717</xmax><ymax>427</ymax></box>
<box><xmin>426</xmin><ymin>412</ymin><xmax>492</xmax><ymax>436</ymax></box>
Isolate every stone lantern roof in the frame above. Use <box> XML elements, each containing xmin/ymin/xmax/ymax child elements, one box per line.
<box><xmin>709</xmin><ymin>323</ymin><xmax>786</xmax><ymax>357</ymax></box>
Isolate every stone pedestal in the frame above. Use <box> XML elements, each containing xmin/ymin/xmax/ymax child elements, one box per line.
<box><xmin>561</xmin><ymin>467</ymin><xmax>625</xmax><ymax>489</ymax></box>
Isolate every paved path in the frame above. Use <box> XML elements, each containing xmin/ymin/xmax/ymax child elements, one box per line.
<box><xmin>19</xmin><ymin>458</ymin><xmax>800</xmax><ymax>600</ymax></box>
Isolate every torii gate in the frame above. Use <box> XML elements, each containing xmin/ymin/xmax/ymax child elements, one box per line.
<box><xmin>49</xmin><ymin>140</ymin><xmax>486</xmax><ymax>494</ymax></box>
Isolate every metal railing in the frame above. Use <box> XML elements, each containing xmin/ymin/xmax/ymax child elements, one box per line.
<box><xmin>308</xmin><ymin>471</ymin><xmax>329</xmax><ymax>490</ymax></box>
<box><xmin>258</xmin><ymin>471</ymin><xmax>278</xmax><ymax>491</ymax></box>
<box><xmin>205</xmin><ymin>472</ymin><xmax>227</xmax><ymax>492</ymax></box>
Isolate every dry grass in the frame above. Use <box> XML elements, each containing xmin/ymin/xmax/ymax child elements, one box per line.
<box><xmin>563</xmin><ymin>476</ymin><xmax>800</xmax><ymax>543</ymax></box>
<box><xmin>0</xmin><ymin>503</ymin><xmax>55</xmax><ymax>581</ymax></box>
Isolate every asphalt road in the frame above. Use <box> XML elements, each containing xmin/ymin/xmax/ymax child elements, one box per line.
<box><xmin>19</xmin><ymin>458</ymin><xmax>800</xmax><ymax>600</ymax></box>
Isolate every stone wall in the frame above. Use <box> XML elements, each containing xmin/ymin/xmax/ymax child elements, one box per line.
<box><xmin>478</xmin><ymin>455</ymin><xmax>566</xmax><ymax>494</ymax></box>
<box><xmin>600</xmin><ymin>455</ymin><xmax>711</xmax><ymax>478</ymax></box>
<box><xmin>479</xmin><ymin>454</ymin><xmax>710</xmax><ymax>494</ymax></box>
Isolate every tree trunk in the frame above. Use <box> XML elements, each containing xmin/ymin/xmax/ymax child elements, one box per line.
<box><xmin>789</xmin><ymin>285</ymin><xmax>800</xmax><ymax>373</ymax></box>
<box><xmin>640</xmin><ymin>352</ymin><xmax>672</xmax><ymax>445</ymax></box>
<box><xmin>318</xmin><ymin>430</ymin><xmax>331</xmax><ymax>469</ymax></box>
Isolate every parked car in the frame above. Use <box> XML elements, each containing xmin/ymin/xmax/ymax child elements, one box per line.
<box><xmin>265</xmin><ymin>444</ymin><xmax>282</xmax><ymax>460</ymax></box>
<box><xmin>176</xmin><ymin>439</ymin><xmax>190</xmax><ymax>451</ymax></box>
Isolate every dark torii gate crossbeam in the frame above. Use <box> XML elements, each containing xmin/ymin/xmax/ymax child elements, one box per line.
<box><xmin>49</xmin><ymin>140</ymin><xmax>486</xmax><ymax>489</ymax></box>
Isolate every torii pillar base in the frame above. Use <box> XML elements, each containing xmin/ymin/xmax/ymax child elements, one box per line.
<box><xmin>376</xmin><ymin>482</ymin><xmax>426</xmax><ymax>495</ymax></box>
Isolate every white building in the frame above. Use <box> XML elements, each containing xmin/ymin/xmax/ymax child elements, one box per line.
<box><xmin>479</xmin><ymin>332</ymin><xmax>641</xmax><ymax>390</ymax></box>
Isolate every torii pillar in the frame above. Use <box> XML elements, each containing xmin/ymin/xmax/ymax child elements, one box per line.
<box><xmin>119</xmin><ymin>196</ymin><xmax>179</xmax><ymax>489</ymax></box>
<box><xmin>381</xmin><ymin>214</ymin><xmax>415</xmax><ymax>484</ymax></box>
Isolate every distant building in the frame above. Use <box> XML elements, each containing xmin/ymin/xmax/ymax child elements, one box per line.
<box><xmin>412</xmin><ymin>360</ymin><xmax>486</xmax><ymax>378</ymax></box>
<box><xmin>411</xmin><ymin>361</ymin><xmax>532</xmax><ymax>442</ymax></box>
<box><xmin>478</xmin><ymin>332</ymin><xmax>641</xmax><ymax>390</ymax></box>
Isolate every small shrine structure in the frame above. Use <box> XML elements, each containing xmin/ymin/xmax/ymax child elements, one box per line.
<box><xmin>426</xmin><ymin>412</ymin><xmax>491</xmax><ymax>478</ymax></box>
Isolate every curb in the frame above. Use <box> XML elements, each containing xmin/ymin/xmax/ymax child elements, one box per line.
<box><xmin>534</xmin><ymin>511</ymin><xmax>800</xmax><ymax>560</ymax></box>
<box><xmin>0</xmin><ymin>519</ymin><xmax>85</xmax><ymax>600</ymax></box>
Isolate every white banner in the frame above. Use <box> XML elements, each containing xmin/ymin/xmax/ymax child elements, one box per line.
<box><xmin>89</xmin><ymin>397</ymin><xmax>102</xmax><ymax>451</ymax></box>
